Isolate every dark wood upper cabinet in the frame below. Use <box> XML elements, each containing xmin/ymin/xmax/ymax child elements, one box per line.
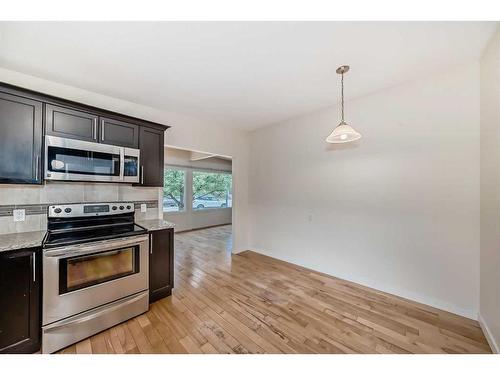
<box><xmin>0</xmin><ymin>248</ymin><xmax>41</xmax><ymax>354</ymax></box>
<box><xmin>149</xmin><ymin>228</ymin><xmax>174</xmax><ymax>303</ymax></box>
<box><xmin>139</xmin><ymin>126</ymin><xmax>165</xmax><ymax>187</ymax></box>
<box><xmin>0</xmin><ymin>91</ymin><xmax>43</xmax><ymax>184</ymax></box>
<box><xmin>45</xmin><ymin>104</ymin><xmax>98</xmax><ymax>142</ymax></box>
<box><xmin>1</xmin><ymin>82</ymin><xmax>169</xmax><ymax>185</ymax></box>
<box><xmin>99</xmin><ymin>117</ymin><xmax>139</xmax><ymax>148</ymax></box>
<box><xmin>46</xmin><ymin>108</ymin><xmax>139</xmax><ymax>148</ymax></box>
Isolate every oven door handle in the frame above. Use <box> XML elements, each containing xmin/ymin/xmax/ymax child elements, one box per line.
<box><xmin>43</xmin><ymin>235</ymin><xmax>149</xmax><ymax>259</ymax></box>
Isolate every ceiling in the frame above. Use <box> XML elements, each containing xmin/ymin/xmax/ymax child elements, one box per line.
<box><xmin>0</xmin><ymin>22</ymin><xmax>496</xmax><ymax>130</ymax></box>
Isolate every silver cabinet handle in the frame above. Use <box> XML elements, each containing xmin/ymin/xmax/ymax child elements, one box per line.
<box><xmin>150</xmin><ymin>235</ymin><xmax>153</xmax><ymax>254</ymax></box>
<box><xmin>35</xmin><ymin>155</ymin><xmax>39</xmax><ymax>181</ymax></box>
<box><xmin>33</xmin><ymin>252</ymin><xmax>36</xmax><ymax>283</ymax></box>
<box><xmin>141</xmin><ymin>166</ymin><xmax>144</xmax><ymax>184</ymax></box>
<box><xmin>93</xmin><ymin>118</ymin><xmax>97</xmax><ymax>140</ymax></box>
<box><xmin>101</xmin><ymin>120</ymin><xmax>105</xmax><ymax>141</ymax></box>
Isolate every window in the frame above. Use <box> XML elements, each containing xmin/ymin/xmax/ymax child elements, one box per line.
<box><xmin>163</xmin><ymin>168</ymin><xmax>186</xmax><ymax>212</ymax></box>
<box><xmin>192</xmin><ymin>171</ymin><xmax>232</xmax><ymax>210</ymax></box>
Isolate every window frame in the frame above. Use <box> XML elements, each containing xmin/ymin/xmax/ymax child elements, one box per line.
<box><xmin>163</xmin><ymin>166</ymin><xmax>187</xmax><ymax>214</ymax></box>
<box><xmin>191</xmin><ymin>169</ymin><xmax>232</xmax><ymax>212</ymax></box>
<box><xmin>163</xmin><ymin>164</ymin><xmax>232</xmax><ymax>215</ymax></box>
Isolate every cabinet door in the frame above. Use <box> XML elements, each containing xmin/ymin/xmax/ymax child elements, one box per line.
<box><xmin>149</xmin><ymin>229</ymin><xmax>174</xmax><ymax>303</ymax></box>
<box><xmin>139</xmin><ymin>126</ymin><xmax>164</xmax><ymax>187</ymax></box>
<box><xmin>0</xmin><ymin>92</ymin><xmax>43</xmax><ymax>184</ymax></box>
<box><xmin>0</xmin><ymin>249</ymin><xmax>40</xmax><ymax>353</ymax></box>
<box><xmin>46</xmin><ymin>104</ymin><xmax>98</xmax><ymax>142</ymax></box>
<box><xmin>99</xmin><ymin>117</ymin><xmax>139</xmax><ymax>148</ymax></box>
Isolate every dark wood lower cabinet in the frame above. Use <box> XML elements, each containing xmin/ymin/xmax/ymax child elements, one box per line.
<box><xmin>0</xmin><ymin>248</ymin><xmax>41</xmax><ymax>354</ymax></box>
<box><xmin>149</xmin><ymin>229</ymin><xmax>174</xmax><ymax>303</ymax></box>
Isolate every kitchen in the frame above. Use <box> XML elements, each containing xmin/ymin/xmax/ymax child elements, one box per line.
<box><xmin>1</xmin><ymin>17</ymin><xmax>500</xmax><ymax>375</ymax></box>
<box><xmin>0</xmin><ymin>82</ymin><xmax>175</xmax><ymax>353</ymax></box>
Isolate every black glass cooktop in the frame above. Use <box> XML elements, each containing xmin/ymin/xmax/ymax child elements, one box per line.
<box><xmin>43</xmin><ymin>203</ymin><xmax>148</xmax><ymax>249</ymax></box>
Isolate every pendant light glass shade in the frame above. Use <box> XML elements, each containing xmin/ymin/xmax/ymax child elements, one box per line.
<box><xmin>326</xmin><ymin>65</ymin><xmax>361</xmax><ymax>144</ymax></box>
<box><xmin>326</xmin><ymin>121</ymin><xmax>362</xmax><ymax>143</ymax></box>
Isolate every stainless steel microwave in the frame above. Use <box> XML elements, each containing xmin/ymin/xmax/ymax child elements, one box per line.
<box><xmin>45</xmin><ymin>135</ymin><xmax>140</xmax><ymax>183</ymax></box>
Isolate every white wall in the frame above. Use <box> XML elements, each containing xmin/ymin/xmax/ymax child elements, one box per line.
<box><xmin>248</xmin><ymin>64</ymin><xmax>480</xmax><ymax>318</ymax></box>
<box><xmin>480</xmin><ymin>27</ymin><xmax>500</xmax><ymax>352</ymax></box>
<box><xmin>0</xmin><ymin>67</ymin><xmax>250</xmax><ymax>252</ymax></box>
<box><xmin>164</xmin><ymin>148</ymin><xmax>232</xmax><ymax>232</ymax></box>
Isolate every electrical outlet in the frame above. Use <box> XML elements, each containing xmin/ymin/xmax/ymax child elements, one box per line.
<box><xmin>13</xmin><ymin>209</ymin><xmax>26</xmax><ymax>222</ymax></box>
<box><xmin>141</xmin><ymin>204</ymin><xmax>147</xmax><ymax>213</ymax></box>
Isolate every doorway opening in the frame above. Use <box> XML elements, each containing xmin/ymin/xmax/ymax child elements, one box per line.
<box><xmin>163</xmin><ymin>146</ymin><xmax>233</xmax><ymax>253</ymax></box>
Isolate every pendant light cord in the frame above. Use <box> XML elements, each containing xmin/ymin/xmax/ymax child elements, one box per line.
<box><xmin>341</xmin><ymin>72</ymin><xmax>344</xmax><ymax>123</ymax></box>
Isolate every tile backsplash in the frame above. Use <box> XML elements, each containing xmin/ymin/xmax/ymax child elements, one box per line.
<box><xmin>0</xmin><ymin>182</ymin><xmax>162</xmax><ymax>235</ymax></box>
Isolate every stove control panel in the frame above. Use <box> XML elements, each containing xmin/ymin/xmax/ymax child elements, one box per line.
<box><xmin>48</xmin><ymin>202</ymin><xmax>136</xmax><ymax>218</ymax></box>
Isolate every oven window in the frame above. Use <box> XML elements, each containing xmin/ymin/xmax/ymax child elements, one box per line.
<box><xmin>124</xmin><ymin>155</ymin><xmax>138</xmax><ymax>177</ymax></box>
<box><xmin>47</xmin><ymin>146</ymin><xmax>120</xmax><ymax>176</ymax></box>
<box><xmin>59</xmin><ymin>246</ymin><xmax>140</xmax><ymax>294</ymax></box>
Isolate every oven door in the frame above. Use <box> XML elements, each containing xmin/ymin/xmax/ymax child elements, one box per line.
<box><xmin>45</xmin><ymin>135</ymin><xmax>124</xmax><ymax>182</ymax></box>
<box><xmin>42</xmin><ymin>235</ymin><xmax>149</xmax><ymax>326</ymax></box>
<box><xmin>123</xmin><ymin>147</ymin><xmax>140</xmax><ymax>183</ymax></box>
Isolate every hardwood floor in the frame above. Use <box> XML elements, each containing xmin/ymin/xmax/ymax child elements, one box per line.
<box><xmin>58</xmin><ymin>225</ymin><xmax>491</xmax><ymax>354</ymax></box>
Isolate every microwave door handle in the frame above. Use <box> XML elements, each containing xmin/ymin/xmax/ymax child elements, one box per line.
<box><xmin>120</xmin><ymin>148</ymin><xmax>125</xmax><ymax>181</ymax></box>
<box><xmin>93</xmin><ymin>119</ymin><xmax>97</xmax><ymax>140</ymax></box>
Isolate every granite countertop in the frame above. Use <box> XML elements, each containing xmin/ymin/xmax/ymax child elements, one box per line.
<box><xmin>136</xmin><ymin>219</ymin><xmax>175</xmax><ymax>232</ymax></box>
<box><xmin>0</xmin><ymin>230</ymin><xmax>46</xmax><ymax>253</ymax></box>
<box><xmin>0</xmin><ymin>219</ymin><xmax>174</xmax><ymax>253</ymax></box>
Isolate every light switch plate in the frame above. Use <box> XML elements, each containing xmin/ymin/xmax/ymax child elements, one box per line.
<box><xmin>141</xmin><ymin>204</ymin><xmax>147</xmax><ymax>213</ymax></box>
<box><xmin>13</xmin><ymin>209</ymin><xmax>26</xmax><ymax>222</ymax></box>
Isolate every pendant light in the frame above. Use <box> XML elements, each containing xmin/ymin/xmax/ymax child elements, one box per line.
<box><xmin>326</xmin><ymin>65</ymin><xmax>362</xmax><ymax>143</ymax></box>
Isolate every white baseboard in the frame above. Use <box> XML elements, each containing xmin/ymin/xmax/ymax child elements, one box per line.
<box><xmin>479</xmin><ymin>313</ymin><xmax>499</xmax><ymax>353</ymax></box>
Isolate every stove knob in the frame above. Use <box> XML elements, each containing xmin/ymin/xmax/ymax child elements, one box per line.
<box><xmin>112</xmin><ymin>206</ymin><xmax>117</xmax><ymax>211</ymax></box>
<box><xmin>64</xmin><ymin>208</ymin><xmax>72</xmax><ymax>213</ymax></box>
<box><xmin>126</xmin><ymin>205</ymin><xmax>131</xmax><ymax>210</ymax></box>
<box><xmin>119</xmin><ymin>206</ymin><xmax>124</xmax><ymax>210</ymax></box>
<box><xmin>54</xmin><ymin>208</ymin><xmax>62</xmax><ymax>214</ymax></box>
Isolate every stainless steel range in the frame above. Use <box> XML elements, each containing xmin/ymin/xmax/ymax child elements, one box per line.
<box><xmin>41</xmin><ymin>202</ymin><xmax>149</xmax><ymax>354</ymax></box>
